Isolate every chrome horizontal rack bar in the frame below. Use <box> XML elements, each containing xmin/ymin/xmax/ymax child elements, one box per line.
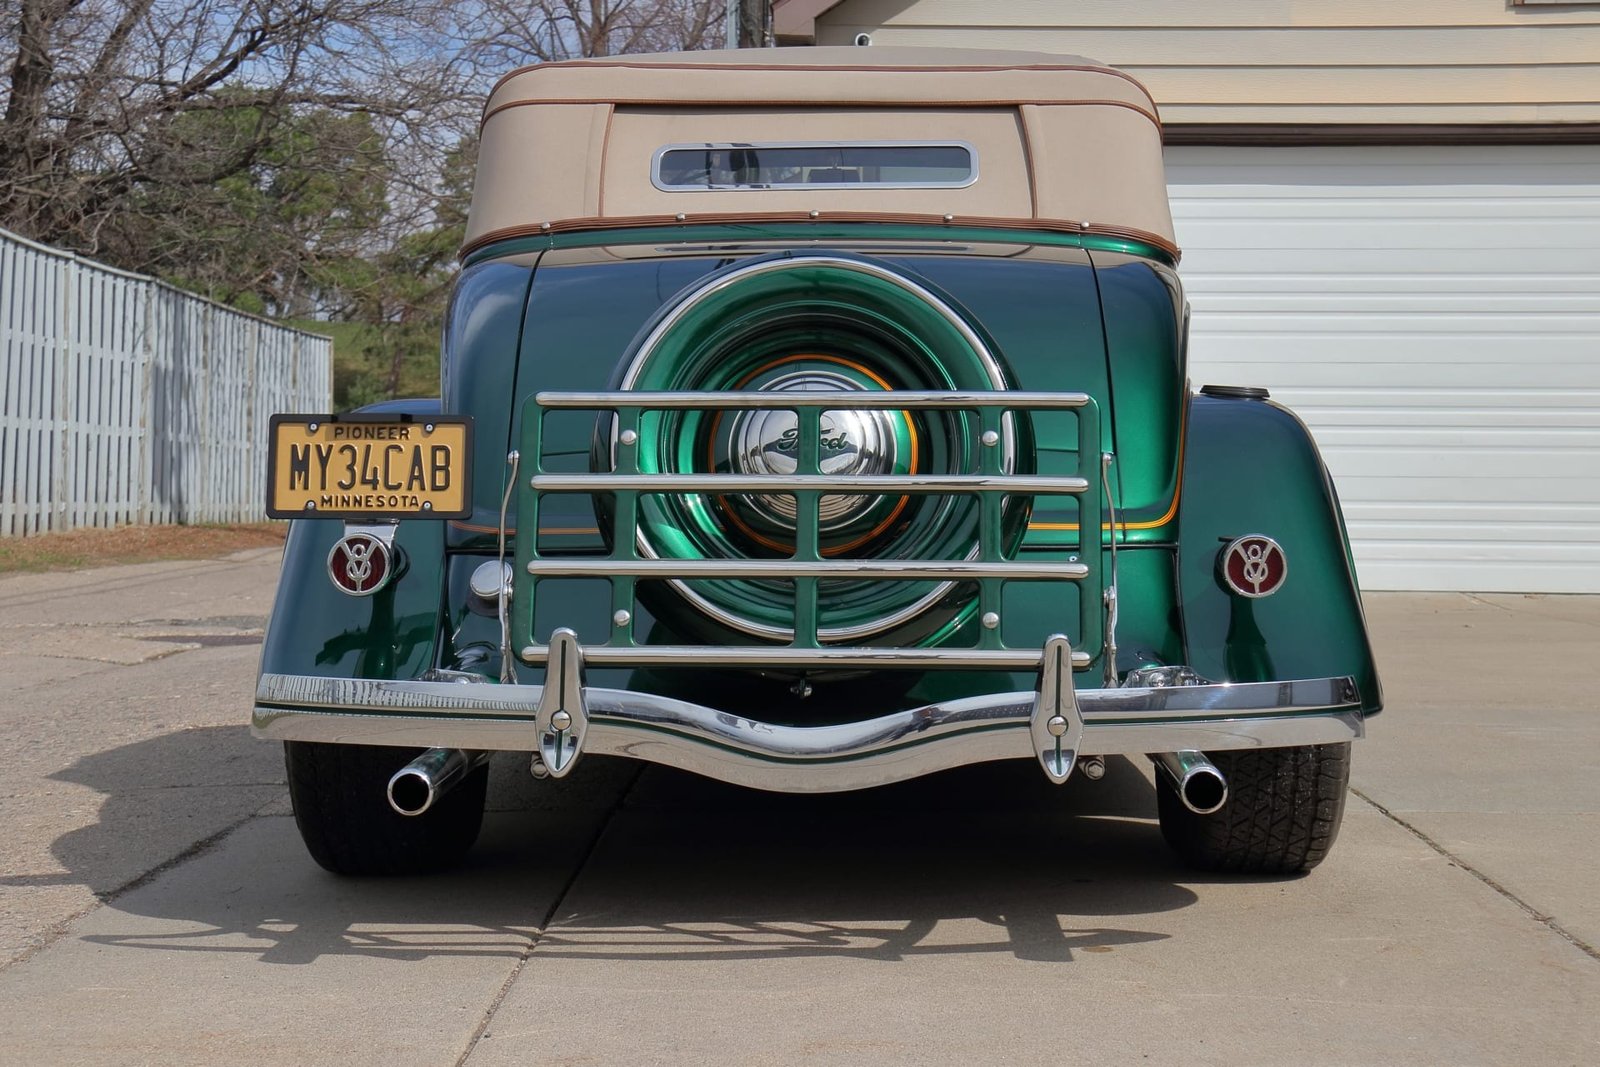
<box><xmin>531</xmin><ymin>473</ymin><xmax>1090</xmax><ymax>494</ymax></box>
<box><xmin>536</xmin><ymin>389</ymin><xmax>1092</xmax><ymax>410</ymax></box>
<box><xmin>525</xmin><ymin>559</ymin><xmax>1091</xmax><ymax>580</ymax></box>
<box><xmin>517</xmin><ymin>643</ymin><xmax>1095</xmax><ymax>670</ymax></box>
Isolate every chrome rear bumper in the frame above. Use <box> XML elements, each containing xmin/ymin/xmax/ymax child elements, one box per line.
<box><xmin>253</xmin><ymin>632</ymin><xmax>1364</xmax><ymax>794</ymax></box>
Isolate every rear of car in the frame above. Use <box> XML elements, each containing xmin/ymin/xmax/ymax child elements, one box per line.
<box><xmin>255</xmin><ymin>48</ymin><xmax>1380</xmax><ymax>877</ymax></box>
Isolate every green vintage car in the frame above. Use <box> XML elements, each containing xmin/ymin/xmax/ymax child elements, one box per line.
<box><xmin>256</xmin><ymin>47</ymin><xmax>1380</xmax><ymax>876</ymax></box>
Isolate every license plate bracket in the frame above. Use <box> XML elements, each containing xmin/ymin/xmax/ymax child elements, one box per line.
<box><xmin>266</xmin><ymin>413</ymin><xmax>473</xmax><ymax>520</ymax></box>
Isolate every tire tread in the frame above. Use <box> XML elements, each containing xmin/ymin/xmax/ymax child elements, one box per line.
<box><xmin>1158</xmin><ymin>743</ymin><xmax>1351</xmax><ymax>875</ymax></box>
<box><xmin>285</xmin><ymin>741</ymin><xmax>487</xmax><ymax>876</ymax></box>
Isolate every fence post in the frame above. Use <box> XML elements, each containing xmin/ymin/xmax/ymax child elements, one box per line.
<box><xmin>200</xmin><ymin>302</ymin><xmax>216</xmax><ymax>524</ymax></box>
<box><xmin>133</xmin><ymin>279</ymin><xmax>150</xmax><ymax>521</ymax></box>
<box><xmin>246</xmin><ymin>317</ymin><xmax>260</xmax><ymax>523</ymax></box>
<box><xmin>0</xmin><ymin>238</ymin><xmax>14</xmax><ymax>537</ymax></box>
<box><xmin>53</xmin><ymin>256</ymin><xmax>72</xmax><ymax>532</ymax></box>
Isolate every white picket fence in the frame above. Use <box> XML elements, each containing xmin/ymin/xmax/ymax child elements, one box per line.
<box><xmin>0</xmin><ymin>228</ymin><xmax>331</xmax><ymax>536</ymax></box>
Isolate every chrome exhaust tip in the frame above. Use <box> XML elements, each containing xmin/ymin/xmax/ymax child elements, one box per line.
<box><xmin>1153</xmin><ymin>750</ymin><xmax>1228</xmax><ymax>815</ymax></box>
<box><xmin>387</xmin><ymin>748</ymin><xmax>488</xmax><ymax>817</ymax></box>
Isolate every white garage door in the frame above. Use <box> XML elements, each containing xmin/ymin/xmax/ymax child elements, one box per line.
<box><xmin>1166</xmin><ymin>145</ymin><xmax>1600</xmax><ymax>593</ymax></box>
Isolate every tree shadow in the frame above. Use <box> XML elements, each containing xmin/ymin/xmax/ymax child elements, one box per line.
<box><xmin>530</xmin><ymin>760</ymin><xmax>1199</xmax><ymax>964</ymax></box>
<box><xmin>31</xmin><ymin>726</ymin><xmax>1209</xmax><ymax>966</ymax></box>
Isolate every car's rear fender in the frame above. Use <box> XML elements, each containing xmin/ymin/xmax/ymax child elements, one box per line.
<box><xmin>1175</xmin><ymin>393</ymin><xmax>1382</xmax><ymax>714</ymax></box>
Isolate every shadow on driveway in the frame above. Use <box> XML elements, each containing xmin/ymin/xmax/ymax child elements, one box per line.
<box><xmin>34</xmin><ymin>729</ymin><xmax>1215</xmax><ymax>966</ymax></box>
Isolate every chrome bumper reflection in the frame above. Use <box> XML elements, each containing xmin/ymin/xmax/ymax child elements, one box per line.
<box><xmin>253</xmin><ymin>667</ymin><xmax>1365</xmax><ymax>795</ymax></box>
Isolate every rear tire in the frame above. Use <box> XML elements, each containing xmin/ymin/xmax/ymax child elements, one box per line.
<box><xmin>284</xmin><ymin>741</ymin><xmax>488</xmax><ymax>876</ymax></box>
<box><xmin>1157</xmin><ymin>743</ymin><xmax>1351</xmax><ymax>874</ymax></box>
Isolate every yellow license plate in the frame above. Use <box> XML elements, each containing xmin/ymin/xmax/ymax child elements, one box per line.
<box><xmin>266</xmin><ymin>415</ymin><xmax>473</xmax><ymax>519</ymax></box>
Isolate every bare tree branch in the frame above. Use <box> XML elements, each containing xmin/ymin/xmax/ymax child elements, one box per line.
<box><xmin>0</xmin><ymin>0</ymin><xmax>727</xmax><ymax>400</ymax></box>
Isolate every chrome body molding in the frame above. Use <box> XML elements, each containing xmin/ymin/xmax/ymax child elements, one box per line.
<box><xmin>254</xmin><ymin>670</ymin><xmax>1366</xmax><ymax>795</ymax></box>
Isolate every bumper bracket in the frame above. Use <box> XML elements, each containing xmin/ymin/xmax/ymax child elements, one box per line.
<box><xmin>535</xmin><ymin>628</ymin><xmax>587</xmax><ymax>777</ymax></box>
<box><xmin>1030</xmin><ymin>634</ymin><xmax>1083</xmax><ymax>783</ymax></box>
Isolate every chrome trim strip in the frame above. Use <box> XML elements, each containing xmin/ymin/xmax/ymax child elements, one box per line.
<box><xmin>541</xmin><ymin>389</ymin><xmax>1091</xmax><ymax>410</ymax></box>
<box><xmin>525</xmin><ymin>559</ymin><xmax>1090</xmax><ymax>581</ymax></box>
<box><xmin>531</xmin><ymin>473</ymin><xmax>1089</xmax><ymax>494</ymax></box>
<box><xmin>253</xmin><ymin>672</ymin><xmax>1364</xmax><ymax>794</ymax></box>
<box><xmin>514</xmin><ymin>645</ymin><xmax>1097</xmax><ymax>670</ymax></box>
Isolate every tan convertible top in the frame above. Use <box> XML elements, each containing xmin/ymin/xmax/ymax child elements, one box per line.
<box><xmin>465</xmin><ymin>47</ymin><xmax>1176</xmax><ymax>258</ymax></box>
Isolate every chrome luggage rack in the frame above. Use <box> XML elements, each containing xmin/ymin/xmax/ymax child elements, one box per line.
<box><xmin>512</xmin><ymin>388</ymin><xmax>1108</xmax><ymax>674</ymax></box>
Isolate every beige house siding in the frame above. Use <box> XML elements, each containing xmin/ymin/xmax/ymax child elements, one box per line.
<box><xmin>787</xmin><ymin>0</ymin><xmax>1600</xmax><ymax>125</ymax></box>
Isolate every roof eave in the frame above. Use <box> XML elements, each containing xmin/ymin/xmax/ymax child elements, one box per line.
<box><xmin>773</xmin><ymin>0</ymin><xmax>849</xmax><ymax>44</ymax></box>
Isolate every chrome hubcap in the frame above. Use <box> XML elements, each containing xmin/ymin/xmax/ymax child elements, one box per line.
<box><xmin>725</xmin><ymin>370</ymin><xmax>900</xmax><ymax>532</ymax></box>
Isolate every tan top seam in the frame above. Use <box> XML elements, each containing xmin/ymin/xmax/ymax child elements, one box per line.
<box><xmin>481</xmin><ymin>96</ymin><xmax>1161</xmax><ymax>132</ymax></box>
<box><xmin>460</xmin><ymin>212</ymin><xmax>1181</xmax><ymax>263</ymax></box>
<box><xmin>487</xmin><ymin>60</ymin><xmax>1157</xmax><ymax>104</ymax></box>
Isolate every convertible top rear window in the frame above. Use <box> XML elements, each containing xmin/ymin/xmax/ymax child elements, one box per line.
<box><xmin>652</xmin><ymin>142</ymin><xmax>977</xmax><ymax>191</ymax></box>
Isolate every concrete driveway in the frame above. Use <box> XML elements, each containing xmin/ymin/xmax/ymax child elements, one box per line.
<box><xmin>0</xmin><ymin>550</ymin><xmax>1595</xmax><ymax>1065</ymax></box>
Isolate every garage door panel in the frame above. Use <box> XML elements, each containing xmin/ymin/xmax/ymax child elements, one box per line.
<box><xmin>1194</xmin><ymin>294</ymin><xmax>1598</xmax><ymax>315</ymax></box>
<box><xmin>1262</xmin><ymin>387</ymin><xmax>1600</xmax><ymax>408</ymax></box>
<box><xmin>1316</xmin><ymin>427</ymin><xmax>1600</xmax><ymax>450</ymax></box>
<box><xmin>1169</xmin><ymin>144</ymin><xmax>1600</xmax><ymax>592</ymax></box>
<box><xmin>1349</xmin><ymin>520</ymin><xmax>1600</xmax><ymax>546</ymax></box>
<box><xmin>1184</xmin><ymin>248</ymin><xmax>1600</xmax><ymax>275</ymax></box>
<box><xmin>1193</xmin><ymin>359</ymin><xmax>1600</xmax><ymax>388</ymax></box>
<box><xmin>1309</xmin><ymin>407</ymin><xmax>1600</xmax><ymax>429</ymax></box>
<box><xmin>1179</xmin><ymin>221</ymin><xmax>1600</xmax><ymax>252</ymax></box>
<box><xmin>1176</xmin><ymin>201</ymin><xmax>1600</xmax><ymax>228</ymax></box>
<box><xmin>1183</xmin><ymin>275</ymin><xmax>1597</xmax><ymax>296</ymax></box>
<box><xmin>1356</xmin><ymin>547</ymin><xmax>1600</xmax><ymax>572</ymax></box>
<box><xmin>1358</xmin><ymin>560</ymin><xmax>1599</xmax><ymax>594</ymax></box>
<box><xmin>1353</xmin><ymin>543</ymin><xmax>1600</xmax><ymax>566</ymax></box>
<box><xmin>1320</xmin><ymin>448</ymin><xmax>1598</xmax><ymax>482</ymax></box>
<box><xmin>1195</xmin><ymin>325</ymin><xmax>1599</xmax><ymax>348</ymax></box>
<box><xmin>1169</xmin><ymin>146</ymin><xmax>1599</xmax><ymax>181</ymax></box>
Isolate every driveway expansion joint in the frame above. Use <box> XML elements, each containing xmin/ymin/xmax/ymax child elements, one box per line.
<box><xmin>453</xmin><ymin>765</ymin><xmax>645</xmax><ymax>1066</ymax></box>
<box><xmin>0</xmin><ymin>795</ymin><xmax>284</xmax><ymax>973</ymax></box>
<box><xmin>1351</xmin><ymin>786</ymin><xmax>1599</xmax><ymax>963</ymax></box>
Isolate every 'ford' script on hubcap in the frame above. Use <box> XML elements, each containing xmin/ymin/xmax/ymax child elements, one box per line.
<box><xmin>768</xmin><ymin>424</ymin><xmax>854</xmax><ymax>457</ymax></box>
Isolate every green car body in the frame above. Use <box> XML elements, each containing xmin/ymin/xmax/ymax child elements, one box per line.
<box><xmin>256</xmin><ymin>49</ymin><xmax>1378</xmax><ymax>876</ymax></box>
<box><xmin>263</xmin><ymin>225</ymin><xmax>1379</xmax><ymax>712</ymax></box>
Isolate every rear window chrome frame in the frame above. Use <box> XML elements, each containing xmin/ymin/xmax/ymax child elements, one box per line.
<box><xmin>650</xmin><ymin>140</ymin><xmax>980</xmax><ymax>192</ymax></box>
